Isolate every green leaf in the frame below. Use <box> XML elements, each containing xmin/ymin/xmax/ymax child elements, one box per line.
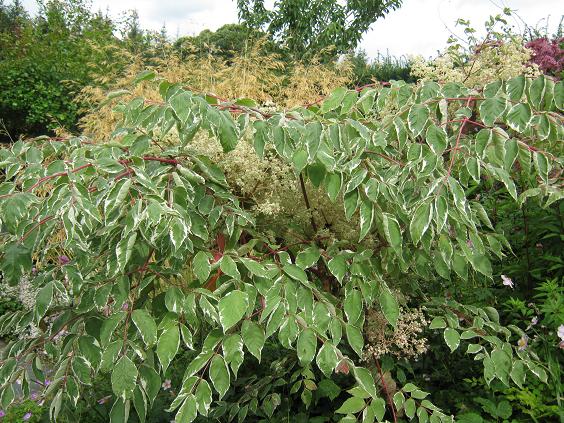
<box><xmin>220</xmin><ymin>255</ymin><xmax>240</xmax><ymax>279</ymax></box>
<box><xmin>404</xmin><ymin>398</ymin><xmax>416</xmax><ymax>419</ymax></box>
<box><xmin>321</xmin><ymin>87</ymin><xmax>348</xmax><ymax>113</ymax></box>
<box><xmin>116</xmin><ymin>232</ymin><xmax>137</xmax><ymax>272</ymax></box>
<box><xmin>506</xmin><ymin>75</ymin><xmax>525</xmax><ymax>101</ymax></box>
<box><xmin>1</xmin><ymin>243</ymin><xmax>32</xmax><ymax>286</ymax></box>
<box><xmin>241</xmin><ymin>320</ymin><xmax>265</xmax><ymax>361</ymax></box>
<box><xmin>195</xmin><ymin>379</ymin><xmax>212</xmax><ymax>416</ymax></box>
<box><xmin>429</xmin><ymin>317</ymin><xmax>447</xmax><ymax>329</ymax></box>
<box><xmin>444</xmin><ymin>328</ymin><xmax>460</xmax><ymax>352</ymax></box>
<box><xmin>239</xmin><ymin>257</ymin><xmax>268</xmax><ymax>277</ymax></box>
<box><xmin>297</xmin><ymin>328</ymin><xmax>317</xmax><ymax>365</ymax></box>
<box><xmin>218</xmin><ymin>290</ymin><xmax>248</xmax><ymax>331</ymax></box>
<box><xmin>408</xmin><ymin>104</ymin><xmax>430</xmax><ymax>137</ymax></box>
<box><xmin>409</xmin><ymin>201</ymin><xmax>433</xmax><ymax>245</ymax></box>
<box><xmin>469</xmin><ymin>254</ymin><xmax>492</xmax><ymax>278</ymax></box>
<box><xmin>479</xmin><ymin>97</ymin><xmax>507</xmax><ymax>126</ymax></box>
<box><xmin>35</xmin><ymin>282</ymin><xmax>54</xmax><ymax>322</ymax></box>
<box><xmin>112</xmin><ymin>356</ymin><xmax>138</xmax><ymax>400</ymax></box>
<box><xmin>533</xmin><ymin>151</ymin><xmax>550</xmax><ymax>184</ymax></box>
<box><xmin>336</xmin><ymin>397</ymin><xmax>366</xmax><ymax>414</ymax></box>
<box><xmin>165</xmin><ymin>287</ymin><xmax>185</xmax><ymax>313</ymax></box>
<box><xmin>283</xmin><ymin>264</ymin><xmax>308</xmax><ymax>283</ymax></box>
<box><xmin>139</xmin><ymin>365</ymin><xmax>161</xmax><ymax>405</ymax></box>
<box><xmin>131</xmin><ymin>309</ymin><xmax>157</xmax><ymax>347</ymax></box>
<box><xmin>223</xmin><ymin>334</ymin><xmax>244</xmax><ymax>377</ymax></box>
<box><xmin>345</xmin><ymin>324</ymin><xmax>364</xmax><ymax>357</ymax></box>
<box><xmin>209</xmin><ymin>355</ymin><xmax>230</xmax><ymax>399</ymax></box>
<box><xmin>379</xmin><ymin>289</ymin><xmax>399</xmax><ymax>328</ymax></box>
<box><xmin>510</xmin><ymin>360</ymin><xmax>526</xmax><ymax>388</ymax></box>
<box><xmin>316</xmin><ymin>342</ymin><xmax>338</xmax><ymax>377</ymax></box>
<box><xmin>326</xmin><ymin>173</ymin><xmax>342</xmax><ymax>202</ymax></box>
<box><xmin>353</xmin><ymin>367</ymin><xmax>378</xmax><ymax>399</ymax></box>
<box><xmin>344</xmin><ymin>289</ymin><xmax>362</xmax><ymax>324</ymax></box>
<box><xmin>175</xmin><ymin>395</ymin><xmax>197</xmax><ymax>423</ymax></box>
<box><xmin>382</xmin><ymin>213</ymin><xmax>402</xmax><ymax>255</ymax></box>
<box><xmin>100</xmin><ymin>312</ymin><xmax>126</xmax><ymax>347</ymax></box>
<box><xmin>327</xmin><ymin>255</ymin><xmax>347</xmax><ymax>284</ymax></box>
<box><xmin>506</xmin><ymin>103</ymin><xmax>531</xmax><ymax>132</ymax></box>
<box><xmin>293</xmin><ymin>149</ymin><xmax>308</xmax><ymax>173</ymax></box>
<box><xmin>193</xmin><ymin>252</ymin><xmax>211</xmax><ymax>283</ymax></box>
<box><xmin>157</xmin><ymin>325</ymin><xmax>180</xmax><ymax>373</ymax></box>
<box><xmin>425</xmin><ymin>124</ymin><xmax>448</xmax><ymax>155</ymax></box>
<box><xmin>358</xmin><ymin>198</ymin><xmax>374</xmax><ymax>241</ymax></box>
<box><xmin>296</xmin><ymin>247</ymin><xmax>321</xmax><ymax>270</ymax></box>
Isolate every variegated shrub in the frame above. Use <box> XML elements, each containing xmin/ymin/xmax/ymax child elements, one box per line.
<box><xmin>0</xmin><ymin>73</ymin><xmax>562</xmax><ymax>422</ymax></box>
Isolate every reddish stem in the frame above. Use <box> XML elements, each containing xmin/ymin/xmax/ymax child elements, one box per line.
<box><xmin>27</xmin><ymin>163</ymin><xmax>93</xmax><ymax>192</ymax></box>
<box><xmin>365</xmin><ymin>150</ymin><xmax>405</xmax><ymax>167</ymax></box>
<box><xmin>19</xmin><ymin>215</ymin><xmax>55</xmax><ymax>242</ymax></box>
<box><xmin>373</xmin><ymin>357</ymin><xmax>397</xmax><ymax>423</ymax></box>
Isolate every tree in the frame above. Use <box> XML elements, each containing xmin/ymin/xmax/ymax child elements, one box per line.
<box><xmin>236</xmin><ymin>0</ymin><xmax>403</xmax><ymax>57</ymax></box>
<box><xmin>174</xmin><ymin>23</ymin><xmax>273</xmax><ymax>61</ymax></box>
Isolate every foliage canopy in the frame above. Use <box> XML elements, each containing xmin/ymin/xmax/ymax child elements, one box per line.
<box><xmin>236</xmin><ymin>0</ymin><xmax>403</xmax><ymax>56</ymax></box>
<box><xmin>0</xmin><ymin>70</ymin><xmax>562</xmax><ymax>422</ymax></box>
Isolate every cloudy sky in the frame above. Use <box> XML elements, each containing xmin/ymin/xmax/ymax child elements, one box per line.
<box><xmin>21</xmin><ymin>0</ymin><xmax>562</xmax><ymax>58</ymax></box>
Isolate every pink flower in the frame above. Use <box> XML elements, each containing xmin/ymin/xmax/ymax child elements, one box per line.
<box><xmin>121</xmin><ymin>303</ymin><xmax>129</xmax><ymax>311</ymax></box>
<box><xmin>58</xmin><ymin>255</ymin><xmax>70</xmax><ymax>265</ymax></box>
<box><xmin>501</xmin><ymin>275</ymin><xmax>514</xmax><ymax>288</ymax></box>
<box><xmin>518</xmin><ymin>335</ymin><xmax>528</xmax><ymax>351</ymax></box>
<box><xmin>97</xmin><ymin>395</ymin><xmax>112</xmax><ymax>405</ymax></box>
<box><xmin>558</xmin><ymin>324</ymin><xmax>564</xmax><ymax>342</ymax></box>
<box><xmin>162</xmin><ymin>379</ymin><xmax>172</xmax><ymax>390</ymax></box>
<box><xmin>23</xmin><ymin>412</ymin><xmax>32</xmax><ymax>421</ymax></box>
<box><xmin>0</xmin><ymin>410</ymin><xmax>5</xmax><ymax>418</ymax></box>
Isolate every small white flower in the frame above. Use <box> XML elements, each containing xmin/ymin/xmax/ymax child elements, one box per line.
<box><xmin>501</xmin><ymin>275</ymin><xmax>514</xmax><ymax>288</ymax></box>
<box><xmin>531</xmin><ymin>316</ymin><xmax>538</xmax><ymax>326</ymax></box>
<box><xmin>162</xmin><ymin>379</ymin><xmax>172</xmax><ymax>390</ymax></box>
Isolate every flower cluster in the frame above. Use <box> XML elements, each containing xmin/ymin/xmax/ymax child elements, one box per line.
<box><xmin>525</xmin><ymin>37</ymin><xmax>564</xmax><ymax>76</ymax></box>
<box><xmin>411</xmin><ymin>39</ymin><xmax>541</xmax><ymax>88</ymax></box>
<box><xmin>362</xmin><ymin>307</ymin><xmax>429</xmax><ymax>360</ymax></box>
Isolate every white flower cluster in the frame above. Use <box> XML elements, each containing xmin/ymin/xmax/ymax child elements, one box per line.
<box><xmin>189</xmin><ymin>130</ymin><xmax>370</xmax><ymax>244</ymax></box>
<box><xmin>363</xmin><ymin>307</ymin><xmax>429</xmax><ymax>360</ymax></box>
<box><xmin>411</xmin><ymin>39</ymin><xmax>541</xmax><ymax>88</ymax></box>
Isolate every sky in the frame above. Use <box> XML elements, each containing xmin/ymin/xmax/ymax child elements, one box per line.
<box><xmin>20</xmin><ymin>0</ymin><xmax>563</xmax><ymax>58</ymax></box>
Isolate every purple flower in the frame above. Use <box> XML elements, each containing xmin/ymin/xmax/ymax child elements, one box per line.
<box><xmin>121</xmin><ymin>303</ymin><xmax>129</xmax><ymax>311</ymax></box>
<box><xmin>501</xmin><ymin>275</ymin><xmax>514</xmax><ymax>289</ymax></box>
<box><xmin>162</xmin><ymin>379</ymin><xmax>172</xmax><ymax>390</ymax></box>
<box><xmin>526</xmin><ymin>37</ymin><xmax>564</xmax><ymax>75</ymax></box>
<box><xmin>23</xmin><ymin>412</ymin><xmax>32</xmax><ymax>421</ymax></box>
<box><xmin>97</xmin><ymin>395</ymin><xmax>112</xmax><ymax>405</ymax></box>
<box><xmin>518</xmin><ymin>335</ymin><xmax>528</xmax><ymax>351</ymax></box>
<box><xmin>0</xmin><ymin>410</ymin><xmax>5</xmax><ymax>418</ymax></box>
<box><xmin>30</xmin><ymin>392</ymin><xmax>39</xmax><ymax>401</ymax></box>
<box><xmin>58</xmin><ymin>255</ymin><xmax>70</xmax><ymax>265</ymax></box>
<box><xmin>44</xmin><ymin>379</ymin><xmax>51</xmax><ymax>387</ymax></box>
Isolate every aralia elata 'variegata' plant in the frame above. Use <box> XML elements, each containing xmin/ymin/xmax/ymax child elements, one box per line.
<box><xmin>0</xmin><ymin>71</ymin><xmax>562</xmax><ymax>422</ymax></box>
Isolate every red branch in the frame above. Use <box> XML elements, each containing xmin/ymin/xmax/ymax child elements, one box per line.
<box><xmin>374</xmin><ymin>357</ymin><xmax>397</xmax><ymax>423</ymax></box>
<box><xmin>442</xmin><ymin>98</ymin><xmax>472</xmax><ymax>186</ymax></box>
<box><xmin>19</xmin><ymin>215</ymin><xmax>55</xmax><ymax>242</ymax></box>
<box><xmin>27</xmin><ymin>163</ymin><xmax>93</xmax><ymax>192</ymax></box>
<box><xmin>365</xmin><ymin>150</ymin><xmax>405</xmax><ymax>167</ymax></box>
